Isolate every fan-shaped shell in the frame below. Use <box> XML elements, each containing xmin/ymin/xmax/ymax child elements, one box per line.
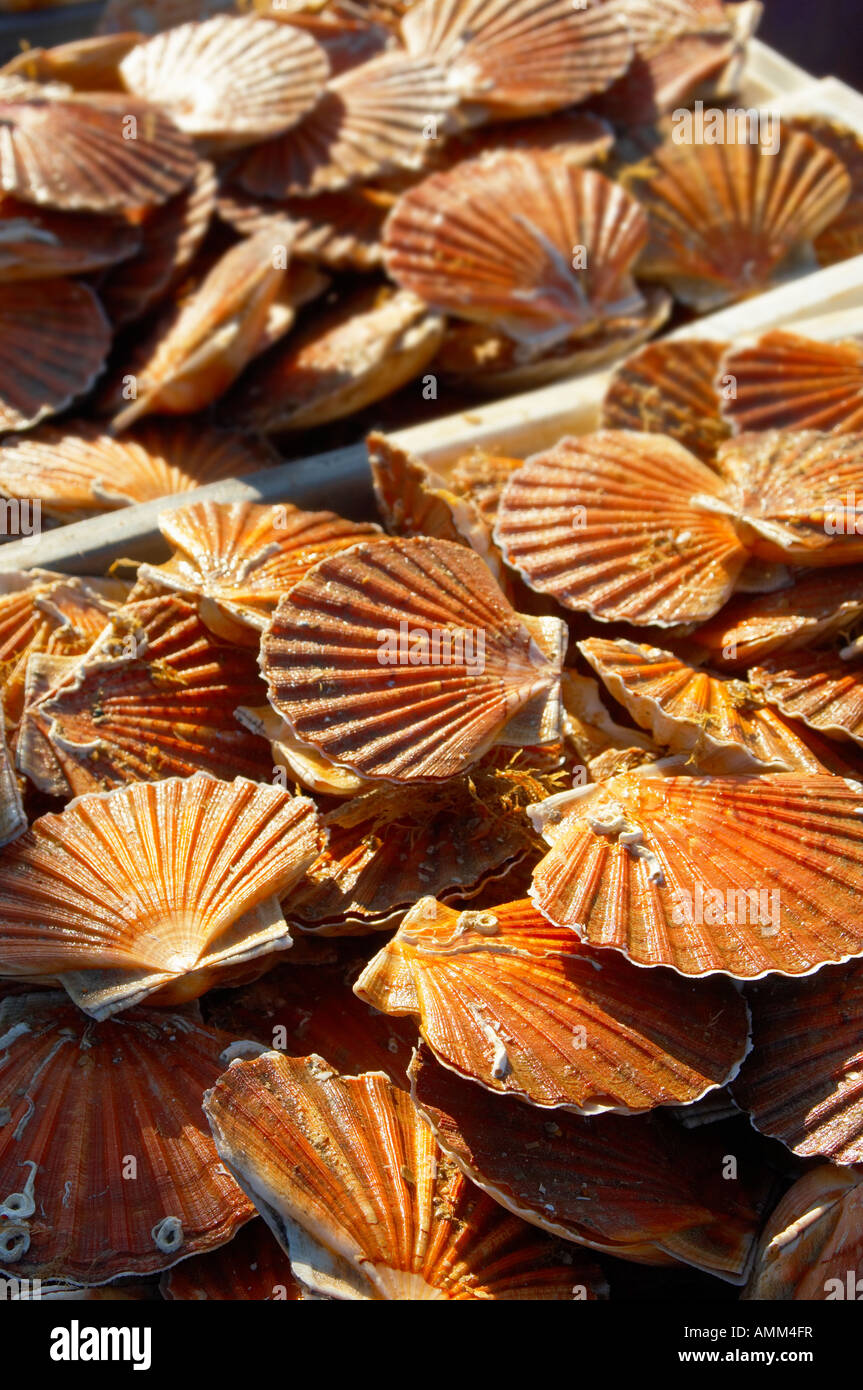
<box><xmin>0</xmin><ymin>280</ymin><xmax>110</xmax><ymax>431</ymax></box>
<box><xmin>0</xmin><ymin>422</ymin><xmax>275</xmax><ymax>524</ymax></box>
<box><xmin>732</xmin><ymin>961</ymin><xmax>863</xmax><ymax>1166</ymax></box>
<box><xmin>357</xmin><ymin>895</ymin><xmax>750</xmax><ymax>1112</ymax></box>
<box><xmin>691</xmin><ymin>566</ymin><xmax>863</xmax><ymax>667</ymax></box>
<box><xmin>235</xmin><ymin>52</ymin><xmax>460</xmax><ymax>199</ymax></box>
<box><xmin>749</xmin><ymin>650</ymin><xmax>863</xmax><ymax>746</ymax></box>
<box><xmin>23</xmin><ymin>594</ymin><xmax>274</xmax><ymax>795</ymax></box>
<box><xmin>384</xmin><ymin>154</ymin><xmax>647</xmax><ymax>351</ymax></box>
<box><xmin>0</xmin><ymin>722</ymin><xmax>25</xmax><ymax>848</ymax></box>
<box><xmin>409</xmin><ymin>1043</ymin><xmax>769</xmax><ymax>1281</ymax></box>
<box><xmin>601</xmin><ymin>339</ymin><xmax>729</xmax><ymax>462</ymax></box>
<box><xmin>162</xmin><ymin>1219</ymin><xmax>301</xmax><ymax>1301</ymax></box>
<box><xmin>625</xmin><ymin>129</ymin><xmax>850</xmax><ymax>310</ymax></box>
<box><xmin>0</xmin><ymin>992</ymin><xmax>253</xmax><ymax>1284</ymax></box>
<box><xmin>401</xmin><ymin>0</ymin><xmax>632</xmax><ymax>113</ymax></box>
<box><xmin>529</xmin><ymin>764</ymin><xmax>863</xmax><ymax>977</ymax></box>
<box><xmin>789</xmin><ymin>116</ymin><xmax>863</xmax><ymax>267</ymax></box>
<box><xmin>260</xmin><ymin>536</ymin><xmax>566</xmax><ymax>783</ymax></box>
<box><xmin>204</xmin><ymin>1051</ymin><xmax>606</xmax><ymax>1300</ymax></box>
<box><xmin>218</xmin><ymin>185</ymin><xmax>388</xmax><ymax>270</ymax></box>
<box><xmin>719</xmin><ymin>330</ymin><xmax>863</xmax><ymax>435</ymax></box>
<box><xmin>579</xmin><ymin>636</ymin><xmax>841</xmax><ymax>774</ymax></box>
<box><xmin>744</xmin><ymin>1167</ymin><xmax>863</xmax><ymax>1300</ymax></box>
<box><xmin>120</xmin><ymin>16</ymin><xmax>329</xmax><ymax>146</ymax></box>
<box><xmin>0</xmin><ymin>773</ymin><xmax>323</xmax><ymax>1016</ymax></box>
<box><xmin>0</xmin><ymin>32</ymin><xmax>141</xmax><ymax>92</ymax></box>
<box><xmin>0</xmin><ymin>199</ymin><xmax>139</xmax><ymax>281</ymax></box>
<box><xmin>0</xmin><ymin>78</ymin><xmax>197</xmax><ymax>212</ymax></box>
<box><xmin>494</xmin><ymin>431</ymin><xmax>749</xmax><ymax>626</ymax></box>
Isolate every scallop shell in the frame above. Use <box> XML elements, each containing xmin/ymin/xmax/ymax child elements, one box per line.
<box><xmin>0</xmin><ymin>992</ymin><xmax>253</xmax><ymax>1284</ymax></box>
<box><xmin>437</xmin><ymin>109</ymin><xmax>615</xmax><ymax>169</ymax></box>
<box><xmin>579</xmin><ymin>636</ymin><xmax>841</xmax><ymax>773</ymax></box>
<box><xmin>0</xmin><ymin>421</ymin><xmax>276</xmax><ymax>524</ymax></box>
<box><xmin>749</xmin><ymin>650</ymin><xmax>863</xmax><ymax>747</ymax></box>
<box><xmin>0</xmin><ymin>32</ymin><xmax>141</xmax><ymax>92</ymax></box>
<box><xmin>383</xmin><ymin>154</ymin><xmax>647</xmax><ymax>351</ymax></box>
<box><xmin>625</xmin><ymin>129</ymin><xmax>851</xmax><ymax>311</ymax></box>
<box><xmin>789</xmin><ymin>116</ymin><xmax>863</xmax><ymax>267</ymax></box>
<box><xmin>162</xmin><ymin>1219</ymin><xmax>301</xmax><ymax>1301</ymax></box>
<box><xmin>235</xmin><ymin>52</ymin><xmax>460</xmax><ymax>200</ymax></box>
<box><xmin>409</xmin><ymin>1043</ymin><xmax>769</xmax><ymax>1281</ymax></box>
<box><xmin>224</xmin><ymin>287</ymin><xmax>445</xmax><ymax>434</ymax></box>
<box><xmin>401</xmin><ymin>0</ymin><xmax>632</xmax><ymax>113</ymax></box>
<box><xmin>493</xmin><ymin>432</ymin><xmax>749</xmax><ymax>626</ymax></box>
<box><xmin>691</xmin><ymin>566</ymin><xmax>863</xmax><ymax>667</ymax></box>
<box><xmin>218</xmin><ymin>185</ymin><xmax>388</xmax><ymax>270</ymax></box>
<box><xmin>12</xmin><ymin>653</ymin><xmax>75</xmax><ymax>798</ymax></box>
<box><xmin>529</xmin><ymin>763</ymin><xmax>863</xmax><ymax>978</ymax></box>
<box><xmin>139</xmin><ymin>501</ymin><xmax>381</xmax><ymax>632</ymax></box>
<box><xmin>23</xmin><ymin>594</ymin><xmax>274</xmax><ymax>795</ymax></box>
<box><xmin>356</xmin><ymin>895</ymin><xmax>750</xmax><ymax>1113</ymax></box>
<box><xmin>0</xmin><ymin>773</ymin><xmax>322</xmax><ymax>1016</ymax></box>
<box><xmin>119</xmin><ymin>16</ymin><xmax>329</xmax><ymax>146</ymax></box>
<box><xmin>0</xmin><ymin>721</ymin><xmax>25</xmax><ymax>848</ymax></box>
<box><xmin>204</xmin><ymin>1051</ymin><xmax>606</xmax><ymax>1300</ymax></box>
<box><xmin>743</xmin><ymin>1166</ymin><xmax>863</xmax><ymax>1300</ymax></box>
<box><xmin>0</xmin><ymin>199</ymin><xmax>140</xmax><ymax>281</ymax></box>
<box><xmin>719</xmin><ymin>330</ymin><xmax>863</xmax><ymax>435</ymax></box>
<box><xmin>0</xmin><ymin>78</ymin><xmax>197</xmax><ymax>212</ymax></box>
<box><xmin>260</xmin><ymin>536</ymin><xmax>566</xmax><ymax>783</ymax></box>
<box><xmin>732</xmin><ymin>962</ymin><xmax>863</xmax><ymax>1166</ymax></box>
<box><xmin>0</xmin><ymin>280</ymin><xmax>111</xmax><ymax>432</ymax></box>
<box><xmin>601</xmin><ymin>339</ymin><xmax>730</xmax><ymax>462</ymax></box>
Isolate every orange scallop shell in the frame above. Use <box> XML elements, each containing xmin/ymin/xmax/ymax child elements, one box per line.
<box><xmin>204</xmin><ymin>1051</ymin><xmax>606</xmax><ymax>1300</ymax></box>
<box><xmin>749</xmin><ymin>650</ymin><xmax>863</xmax><ymax>747</ymax></box>
<box><xmin>0</xmin><ymin>280</ymin><xmax>111</xmax><ymax>431</ymax></box>
<box><xmin>0</xmin><ymin>32</ymin><xmax>141</xmax><ymax>92</ymax></box>
<box><xmin>0</xmin><ymin>199</ymin><xmax>140</xmax><ymax>281</ymax></box>
<box><xmin>260</xmin><ymin>536</ymin><xmax>565</xmax><ymax>783</ymax></box>
<box><xmin>217</xmin><ymin>185</ymin><xmax>388</xmax><ymax>270</ymax></box>
<box><xmin>162</xmin><ymin>1219</ymin><xmax>302</xmax><ymax>1301</ymax></box>
<box><xmin>529</xmin><ymin>764</ymin><xmax>863</xmax><ymax>977</ymax></box>
<box><xmin>789</xmin><ymin>115</ymin><xmax>863</xmax><ymax>267</ymax></box>
<box><xmin>691</xmin><ymin>566</ymin><xmax>863</xmax><ymax>667</ymax></box>
<box><xmin>0</xmin><ymin>992</ymin><xmax>253</xmax><ymax>1283</ymax></box>
<box><xmin>719</xmin><ymin>330</ymin><xmax>863</xmax><ymax>435</ymax></box>
<box><xmin>601</xmin><ymin>339</ymin><xmax>730</xmax><ymax>462</ymax></box>
<box><xmin>494</xmin><ymin>431</ymin><xmax>749</xmax><ymax>626</ymax></box>
<box><xmin>744</xmin><ymin>1166</ymin><xmax>863</xmax><ymax>1300</ymax></box>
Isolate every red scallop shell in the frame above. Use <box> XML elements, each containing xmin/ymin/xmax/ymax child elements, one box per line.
<box><xmin>0</xmin><ymin>280</ymin><xmax>111</xmax><ymax>431</ymax></box>
<box><xmin>691</xmin><ymin>566</ymin><xmax>863</xmax><ymax>667</ymax></box>
<box><xmin>719</xmin><ymin>330</ymin><xmax>863</xmax><ymax>435</ymax></box>
<box><xmin>601</xmin><ymin>339</ymin><xmax>730</xmax><ymax>462</ymax></box>
<box><xmin>0</xmin><ymin>198</ymin><xmax>140</xmax><ymax>281</ymax></box>
<box><xmin>162</xmin><ymin>1219</ymin><xmax>301</xmax><ymax>1301</ymax></box>
<box><xmin>749</xmin><ymin>650</ymin><xmax>863</xmax><ymax>746</ymax></box>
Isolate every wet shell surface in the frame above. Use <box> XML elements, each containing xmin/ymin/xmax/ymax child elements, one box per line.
<box><xmin>204</xmin><ymin>1051</ymin><xmax>606</xmax><ymax>1300</ymax></box>
<box><xmin>383</xmin><ymin>153</ymin><xmax>648</xmax><ymax>351</ymax></box>
<box><xmin>0</xmin><ymin>198</ymin><xmax>140</xmax><ymax>281</ymax></box>
<box><xmin>119</xmin><ymin>16</ymin><xmax>329</xmax><ymax>145</ymax></box>
<box><xmin>163</xmin><ymin>1218</ymin><xmax>302</xmax><ymax>1301</ymax></box>
<box><xmin>718</xmin><ymin>330</ymin><xmax>863</xmax><ymax>436</ymax></box>
<box><xmin>0</xmin><ymin>280</ymin><xmax>111</xmax><ymax>432</ymax></box>
<box><xmin>625</xmin><ymin>129</ymin><xmax>851</xmax><ymax>311</ymax></box>
<box><xmin>528</xmin><ymin>765</ymin><xmax>863</xmax><ymax>978</ymax></box>
<box><xmin>744</xmin><ymin>1166</ymin><xmax>863</xmax><ymax>1300</ymax></box>
<box><xmin>0</xmin><ymin>773</ymin><xmax>322</xmax><ymax>1015</ymax></box>
<box><xmin>600</xmin><ymin>339</ymin><xmax>730</xmax><ymax>462</ymax></box>
<box><xmin>0</xmin><ymin>992</ymin><xmax>253</xmax><ymax>1283</ymax></box>
<box><xmin>732</xmin><ymin>962</ymin><xmax>863</xmax><ymax>1166</ymax></box>
<box><xmin>355</xmin><ymin>895</ymin><xmax>750</xmax><ymax>1113</ymax></box>
<box><xmin>493</xmin><ymin>431</ymin><xmax>749</xmax><ymax>626</ymax></box>
<box><xmin>749</xmin><ymin>650</ymin><xmax>863</xmax><ymax>746</ymax></box>
<box><xmin>401</xmin><ymin>0</ymin><xmax>633</xmax><ymax>113</ymax></box>
<box><xmin>260</xmin><ymin>536</ymin><xmax>565</xmax><ymax>782</ymax></box>
<box><xmin>691</xmin><ymin>566</ymin><xmax>863</xmax><ymax>667</ymax></box>
<box><xmin>409</xmin><ymin>1043</ymin><xmax>769</xmax><ymax>1281</ymax></box>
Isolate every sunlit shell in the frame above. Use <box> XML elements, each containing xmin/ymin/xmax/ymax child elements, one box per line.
<box><xmin>401</xmin><ymin>0</ymin><xmax>632</xmax><ymax>113</ymax></box>
<box><xmin>579</xmin><ymin>636</ymin><xmax>842</xmax><ymax>773</ymax></box>
<box><xmin>139</xmin><ymin>501</ymin><xmax>381</xmax><ymax>631</ymax></box>
<box><xmin>226</xmin><ymin>287</ymin><xmax>444</xmax><ymax>432</ymax></box>
<box><xmin>287</xmin><ymin>753</ymin><xmax>555</xmax><ymax>932</ymax></box>
<box><xmin>120</xmin><ymin>16</ymin><xmax>329</xmax><ymax>146</ymax></box>
<box><xmin>260</xmin><ymin>536</ymin><xmax>565</xmax><ymax>782</ymax></box>
<box><xmin>601</xmin><ymin>339</ymin><xmax>730</xmax><ymax>462</ymax></box>
<box><xmin>0</xmin><ymin>992</ymin><xmax>252</xmax><ymax>1283</ymax></box>
<box><xmin>744</xmin><ymin>1167</ymin><xmax>863</xmax><ymax>1300</ymax></box>
<box><xmin>0</xmin><ymin>32</ymin><xmax>141</xmax><ymax>92</ymax></box>
<box><xmin>0</xmin><ymin>78</ymin><xmax>197</xmax><ymax>212</ymax></box>
<box><xmin>0</xmin><ymin>421</ymin><xmax>275</xmax><ymax>525</ymax></box>
<box><xmin>98</xmin><ymin>160</ymin><xmax>217</xmax><ymax>327</ymax></box>
<box><xmin>529</xmin><ymin>763</ymin><xmax>863</xmax><ymax>977</ymax></box>
<box><xmin>732</xmin><ymin>961</ymin><xmax>863</xmax><ymax>1166</ymax></box>
<box><xmin>624</xmin><ymin>129</ymin><xmax>850</xmax><ymax>311</ymax></box>
<box><xmin>494</xmin><ymin>432</ymin><xmax>749</xmax><ymax>626</ymax></box>
<box><xmin>719</xmin><ymin>330</ymin><xmax>863</xmax><ymax>435</ymax></box>
<box><xmin>561</xmin><ymin>669</ymin><xmax>659</xmax><ymax>775</ymax></box>
<box><xmin>789</xmin><ymin>116</ymin><xmax>863</xmax><ymax>267</ymax></box>
<box><xmin>446</xmin><ymin>450</ymin><xmax>524</xmax><ymax>526</ymax></box>
<box><xmin>691</xmin><ymin>567</ymin><xmax>863</xmax><ymax>667</ymax></box>
<box><xmin>204</xmin><ymin>1052</ymin><xmax>606</xmax><ymax>1300</ymax></box>
<box><xmin>163</xmin><ymin>1219</ymin><xmax>301</xmax><ymax>1301</ymax></box>
<box><xmin>0</xmin><ymin>198</ymin><xmax>139</xmax><ymax>281</ymax></box>
<box><xmin>0</xmin><ymin>280</ymin><xmax>110</xmax><ymax>431</ymax></box>
<box><xmin>110</xmin><ymin>226</ymin><xmax>294</xmax><ymax>429</ymax></box>
<box><xmin>357</xmin><ymin>895</ymin><xmax>750</xmax><ymax>1112</ymax></box>
<box><xmin>13</xmin><ymin>652</ymin><xmax>75</xmax><ymax>798</ymax></box>
<box><xmin>218</xmin><ymin>185</ymin><xmax>389</xmax><ymax>270</ymax></box>
<box><xmin>239</xmin><ymin>703</ymin><xmax>373</xmax><ymax>797</ymax></box>
<box><xmin>23</xmin><ymin>594</ymin><xmax>273</xmax><ymax>795</ymax></box>
<box><xmin>235</xmin><ymin>52</ymin><xmax>460</xmax><ymax>199</ymax></box>
<box><xmin>749</xmin><ymin>650</ymin><xmax>863</xmax><ymax>746</ymax></box>
<box><xmin>0</xmin><ymin>722</ymin><xmax>25</xmax><ymax>848</ymax></box>
<box><xmin>0</xmin><ymin>775</ymin><xmax>321</xmax><ymax>1017</ymax></box>
<box><xmin>384</xmin><ymin>154</ymin><xmax>647</xmax><ymax>351</ymax></box>
<box><xmin>410</xmin><ymin>1043</ymin><xmax>769</xmax><ymax>1280</ymax></box>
